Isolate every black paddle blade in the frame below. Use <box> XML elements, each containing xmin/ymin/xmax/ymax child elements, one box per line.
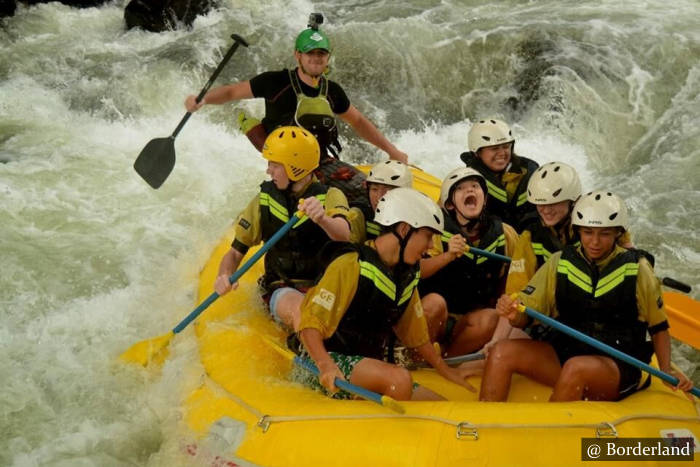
<box><xmin>133</xmin><ymin>137</ymin><xmax>176</xmax><ymax>189</ymax></box>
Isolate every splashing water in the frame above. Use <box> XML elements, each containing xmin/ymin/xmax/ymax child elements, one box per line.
<box><xmin>1</xmin><ymin>0</ymin><xmax>698</xmax><ymax>464</ymax></box>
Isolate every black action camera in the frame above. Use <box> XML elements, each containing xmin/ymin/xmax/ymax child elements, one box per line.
<box><xmin>308</xmin><ymin>13</ymin><xmax>324</xmax><ymax>30</ymax></box>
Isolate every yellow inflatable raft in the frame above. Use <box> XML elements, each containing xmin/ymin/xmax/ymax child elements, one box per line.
<box><xmin>182</xmin><ymin>167</ymin><xmax>699</xmax><ymax>466</ymax></box>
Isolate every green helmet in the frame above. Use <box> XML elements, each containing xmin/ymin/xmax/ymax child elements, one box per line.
<box><xmin>295</xmin><ymin>28</ymin><xmax>331</xmax><ymax>53</ymax></box>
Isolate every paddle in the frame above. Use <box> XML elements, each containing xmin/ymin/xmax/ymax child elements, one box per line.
<box><xmin>120</xmin><ymin>211</ymin><xmax>302</xmax><ymax>367</ymax></box>
<box><xmin>662</xmin><ymin>291</ymin><xmax>700</xmax><ymax>350</ymax></box>
<box><xmin>259</xmin><ymin>333</ymin><xmax>405</xmax><ymax>413</ymax></box>
<box><xmin>662</xmin><ymin>277</ymin><xmax>692</xmax><ymax>294</ymax></box>
<box><xmin>442</xmin><ymin>232</ymin><xmax>512</xmax><ymax>263</ymax></box>
<box><xmin>517</xmin><ymin>304</ymin><xmax>700</xmax><ymax>398</ymax></box>
<box><xmin>134</xmin><ymin>33</ymin><xmax>249</xmax><ymax>189</ymax></box>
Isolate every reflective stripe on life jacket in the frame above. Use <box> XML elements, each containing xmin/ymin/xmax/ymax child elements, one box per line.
<box><xmin>460</xmin><ymin>151</ymin><xmax>539</xmax><ymax>231</ymax></box>
<box><xmin>324</xmin><ymin>244</ymin><xmax>421</xmax><ymax>360</ymax></box>
<box><xmin>259</xmin><ymin>180</ymin><xmax>330</xmax><ymax>284</ymax></box>
<box><xmin>526</xmin><ymin>218</ymin><xmax>579</xmax><ymax>269</ymax></box>
<box><xmin>421</xmin><ymin>212</ymin><xmax>506</xmax><ymax>311</ymax></box>
<box><xmin>553</xmin><ymin>246</ymin><xmax>649</xmax><ymax>361</ymax></box>
<box><xmin>365</xmin><ymin>220</ymin><xmax>381</xmax><ymax>239</ymax></box>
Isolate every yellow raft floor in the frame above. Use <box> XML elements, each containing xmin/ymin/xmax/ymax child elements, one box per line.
<box><xmin>182</xmin><ymin>167</ymin><xmax>699</xmax><ymax>466</ymax></box>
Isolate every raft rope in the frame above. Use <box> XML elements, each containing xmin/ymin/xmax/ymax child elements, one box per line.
<box><xmin>203</xmin><ymin>376</ymin><xmax>699</xmax><ymax>441</ymax></box>
<box><xmin>256</xmin><ymin>412</ymin><xmax>700</xmax><ymax>440</ymax></box>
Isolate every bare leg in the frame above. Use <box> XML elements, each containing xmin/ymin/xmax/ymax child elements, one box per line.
<box><xmin>421</xmin><ymin>293</ymin><xmax>448</xmax><ymax>343</ymax></box>
<box><xmin>273</xmin><ymin>289</ymin><xmax>305</xmax><ymax>331</ymax></box>
<box><xmin>550</xmin><ymin>355</ymin><xmax>621</xmax><ymax>402</ymax></box>
<box><xmin>455</xmin><ymin>323</ymin><xmax>531</xmax><ymax>377</ymax></box>
<box><xmin>349</xmin><ymin>358</ymin><xmax>414</xmax><ymax>401</ymax></box>
<box><xmin>446</xmin><ymin>308</ymin><xmax>499</xmax><ymax>356</ymax></box>
<box><xmin>480</xmin><ymin>339</ymin><xmax>561</xmax><ymax>401</ymax></box>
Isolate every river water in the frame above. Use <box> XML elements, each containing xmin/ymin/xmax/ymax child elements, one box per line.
<box><xmin>1</xmin><ymin>0</ymin><xmax>699</xmax><ymax>465</ymax></box>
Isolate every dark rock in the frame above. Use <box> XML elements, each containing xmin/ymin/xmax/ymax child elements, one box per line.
<box><xmin>0</xmin><ymin>0</ymin><xmax>15</xmax><ymax>18</ymax></box>
<box><xmin>124</xmin><ymin>0</ymin><xmax>215</xmax><ymax>32</ymax></box>
<box><xmin>503</xmin><ymin>33</ymin><xmax>560</xmax><ymax>117</ymax></box>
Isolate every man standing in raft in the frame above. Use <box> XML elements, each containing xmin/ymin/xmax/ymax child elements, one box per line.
<box><xmin>296</xmin><ymin>188</ymin><xmax>475</xmax><ymax>401</ymax></box>
<box><xmin>214</xmin><ymin>126</ymin><xmax>350</xmax><ymax>330</ymax></box>
<box><xmin>184</xmin><ymin>14</ymin><xmax>408</xmax><ymax>207</ymax></box>
<box><xmin>480</xmin><ymin>191</ymin><xmax>693</xmax><ymax>401</ymax></box>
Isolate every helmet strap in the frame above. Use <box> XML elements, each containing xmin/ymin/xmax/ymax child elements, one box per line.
<box><xmin>391</xmin><ymin>224</ymin><xmax>415</xmax><ymax>268</ymax></box>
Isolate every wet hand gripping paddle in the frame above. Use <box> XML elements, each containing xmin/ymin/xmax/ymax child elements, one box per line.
<box><xmin>134</xmin><ymin>34</ymin><xmax>249</xmax><ymax>189</ymax></box>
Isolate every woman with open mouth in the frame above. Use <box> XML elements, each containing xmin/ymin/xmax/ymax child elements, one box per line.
<box><xmin>418</xmin><ymin>167</ymin><xmax>520</xmax><ymax>357</ymax></box>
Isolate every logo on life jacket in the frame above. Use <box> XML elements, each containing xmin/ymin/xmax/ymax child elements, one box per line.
<box><xmin>312</xmin><ymin>288</ymin><xmax>336</xmax><ymax>311</ymax></box>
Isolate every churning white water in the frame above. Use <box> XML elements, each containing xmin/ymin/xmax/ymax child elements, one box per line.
<box><xmin>1</xmin><ymin>0</ymin><xmax>698</xmax><ymax>465</ymax></box>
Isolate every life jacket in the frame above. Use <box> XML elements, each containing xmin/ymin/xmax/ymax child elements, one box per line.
<box><xmin>460</xmin><ymin>151</ymin><xmax>538</xmax><ymax>231</ymax></box>
<box><xmin>525</xmin><ymin>217</ymin><xmax>579</xmax><ymax>269</ymax></box>
<box><xmin>365</xmin><ymin>219</ymin><xmax>381</xmax><ymax>240</ymax></box>
<box><xmin>424</xmin><ymin>211</ymin><xmax>507</xmax><ymax>311</ymax></box>
<box><xmin>322</xmin><ymin>243</ymin><xmax>421</xmax><ymax>360</ymax></box>
<box><xmin>241</xmin><ymin>69</ymin><xmax>343</xmax><ymax>157</ymax></box>
<box><xmin>259</xmin><ymin>180</ymin><xmax>330</xmax><ymax>286</ymax></box>
<box><xmin>553</xmin><ymin>246</ymin><xmax>651</xmax><ymax>362</ymax></box>
<box><xmin>288</xmin><ymin>69</ymin><xmax>342</xmax><ymax>159</ymax></box>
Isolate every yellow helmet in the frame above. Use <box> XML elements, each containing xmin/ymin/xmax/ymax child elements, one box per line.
<box><xmin>262</xmin><ymin>126</ymin><xmax>320</xmax><ymax>181</ymax></box>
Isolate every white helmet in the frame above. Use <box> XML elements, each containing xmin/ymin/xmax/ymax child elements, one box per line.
<box><xmin>375</xmin><ymin>187</ymin><xmax>444</xmax><ymax>232</ymax></box>
<box><xmin>439</xmin><ymin>167</ymin><xmax>487</xmax><ymax>208</ymax></box>
<box><xmin>366</xmin><ymin>160</ymin><xmax>413</xmax><ymax>188</ymax></box>
<box><xmin>468</xmin><ymin>118</ymin><xmax>514</xmax><ymax>153</ymax></box>
<box><xmin>527</xmin><ymin>162</ymin><xmax>582</xmax><ymax>205</ymax></box>
<box><xmin>572</xmin><ymin>191</ymin><xmax>629</xmax><ymax>231</ymax></box>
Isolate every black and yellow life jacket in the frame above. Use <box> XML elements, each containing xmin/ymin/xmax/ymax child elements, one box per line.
<box><xmin>323</xmin><ymin>243</ymin><xmax>421</xmax><ymax>360</ymax></box>
<box><xmin>365</xmin><ymin>219</ymin><xmax>381</xmax><ymax>241</ymax></box>
<box><xmin>259</xmin><ymin>180</ymin><xmax>330</xmax><ymax>285</ymax></box>
<box><xmin>526</xmin><ymin>217</ymin><xmax>579</xmax><ymax>269</ymax></box>
<box><xmin>460</xmin><ymin>151</ymin><xmax>538</xmax><ymax>231</ymax></box>
<box><xmin>553</xmin><ymin>246</ymin><xmax>650</xmax><ymax>361</ymax></box>
<box><xmin>422</xmin><ymin>212</ymin><xmax>506</xmax><ymax>311</ymax></box>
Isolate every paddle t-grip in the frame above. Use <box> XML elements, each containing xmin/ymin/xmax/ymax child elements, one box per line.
<box><xmin>662</xmin><ymin>277</ymin><xmax>692</xmax><ymax>294</ymax></box>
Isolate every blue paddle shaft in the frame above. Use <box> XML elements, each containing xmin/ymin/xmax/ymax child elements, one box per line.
<box><xmin>467</xmin><ymin>246</ymin><xmax>511</xmax><ymax>263</ymax></box>
<box><xmin>293</xmin><ymin>356</ymin><xmax>384</xmax><ymax>405</ymax></box>
<box><xmin>172</xmin><ymin>214</ymin><xmax>301</xmax><ymax>334</ymax></box>
<box><xmin>522</xmin><ymin>306</ymin><xmax>700</xmax><ymax>398</ymax></box>
<box><xmin>442</xmin><ymin>232</ymin><xmax>511</xmax><ymax>263</ymax></box>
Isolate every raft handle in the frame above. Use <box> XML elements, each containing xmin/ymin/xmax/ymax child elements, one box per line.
<box><xmin>595</xmin><ymin>422</ymin><xmax>618</xmax><ymax>438</ymax></box>
<box><xmin>456</xmin><ymin>422</ymin><xmax>479</xmax><ymax>440</ymax></box>
<box><xmin>257</xmin><ymin>415</ymin><xmax>271</xmax><ymax>433</ymax></box>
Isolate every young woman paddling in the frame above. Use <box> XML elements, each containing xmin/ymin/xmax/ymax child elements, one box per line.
<box><xmin>480</xmin><ymin>191</ymin><xmax>693</xmax><ymax>402</ymax></box>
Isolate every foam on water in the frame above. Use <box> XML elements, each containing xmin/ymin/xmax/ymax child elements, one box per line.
<box><xmin>1</xmin><ymin>0</ymin><xmax>699</xmax><ymax>464</ymax></box>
